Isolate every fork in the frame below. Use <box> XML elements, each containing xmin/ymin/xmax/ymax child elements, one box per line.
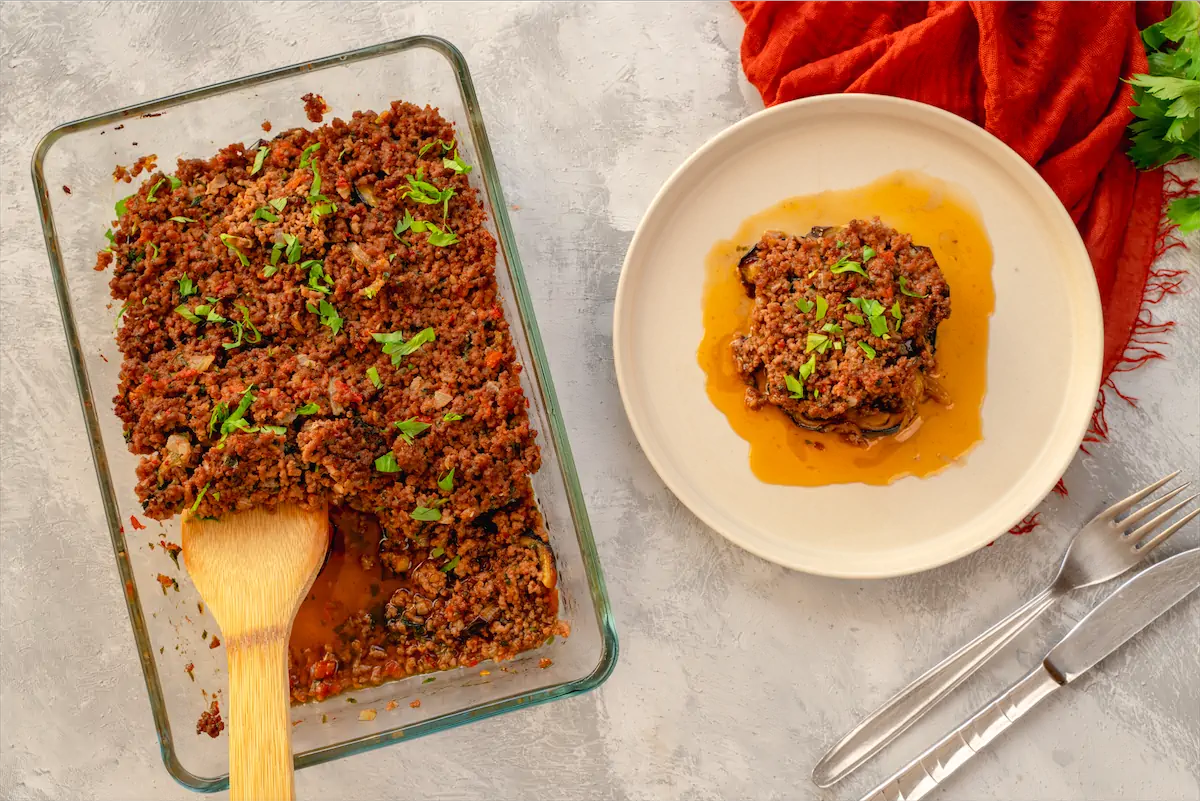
<box><xmin>812</xmin><ymin>472</ymin><xmax>1199</xmax><ymax>788</ymax></box>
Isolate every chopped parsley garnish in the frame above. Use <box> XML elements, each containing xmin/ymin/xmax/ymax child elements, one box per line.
<box><xmin>310</xmin><ymin>201</ymin><xmax>337</xmax><ymax>225</ymax></box>
<box><xmin>298</xmin><ymin>142</ymin><xmax>321</xmax><ymax>169</ymax></box>
<box><xmin>799</xmin><ymin>354</ymin><xmax>816</xmax><ymax>382</ymax></box>
<box><xmin>393</xmin><ymin>418</ymin><xmax>431</xmax><ymax>444</ymax></box>
<box><xmin>191</xmin><ymin>482</ymin><xmax>210</xmax><ymax>513</ymax></box>
<box><xmin>193</xmin><ymin>304</ymin><xmax>225</xmax><ymax>323</ymax></box>
<box><xmin>271</xmin><ymin>233</ymin><xmax>301</xmax><ymax>266</ymax></box>
<box><xmin>366</xmin><ymin>366</ymin><xmax>382</xmax><ymax>388</ymax></box>
<box><xmin>412</xmin><ymin>506</ymin><xmax>442</xmax><ymax>522</ymax></box>
<box><xmin>208</xmin><ymin>402</ymin><xmax>228</xmax><ymax>435</ymax></box>
<box><xmin>869</xmin><ymin>315</ymin><xmax>889</xmax><ymax>337</ymax></box>
<box><xmin>806</xmin><ymin>332</ymin><xmax>831</xmax><ymax>354</ymax></box>
<box><xmin>429</xmin><ymin>546</ymin><xmax>445</xmax><ymax>559</ymax></box>
<box><xmin>178</xmin><ymin>275</ymin><xmax>197</xmax><ymax>298</ymax></box>
<box><xmin>443</xmin><ymin>151</ymin><xmax>472</xmax><ymax>174</ymax></box>
<box><xmin>308</xmin><ymin>165</ymin><xmax>323</xmax><ymax>201</ymax></box>
<box><xmin>147</xmin><ymin>179</ymin><xmax>166</xmax><ymax>202</ymax></box>
<box><xmin>423</xmin><ymin>223</ymin><xmax>458</xmax><ymax>247</ymax></box>
<box><xmin>785</xmin><ymin>374</ymin><xmax>805</xmax><ymax>399</ymax></box>
<box><xmin>252</xmin><ymin>206</ymin><xmax>279</xmax><ymax>223</ymax></box>
<box><xmin>857</xmin><ymin>341</ymin><xmax>877</xmax><ymax>359</ymax></box>
<box><xmin>259</xmin><ymin>425</ymin><xmax>287</xmax><ymax>435</ymax></box>
<box><xmin>845</xmin><ymin>313</ymin><xmax>865</xmax><ymax>325</ymax></box>
<box><xmin>848</xmin><ymin>297</ymin><xmax>888</xmax><ymax>336</ymax></box>
<box><xmin>113</xmin><ymin>303</ymin><xmax>128</xmax><ymax>330</ymax></box>
<box><xmin>175</xmin><ymin>305</ymin><xmax>202</xmax><ymax>323</ymax></box>
<box><xmin>394</xmin><ymin>210</ymin><xmax>415</xmax><ymax>237</ymax></box>
<box><xmin>296</xmin><ymin>402</ymin><xmax>320</xmax><ymax>415</ymax></box>
<box><xmin>168</xmin><ymin>176</ymin><xmax>182</xmax><ymax>190</ymax></box>
<box><xmin>830</xmin><ymin>256</ymin><xmax>868</xmax><ymax>278</ymax></box>
<box><xmin>375</xmin><ymin>452</ymin><xmax>401</xmax><ymax>473</ymax></box>
<box><xmin>814</xmin><ymin>295</ymin><xmax>828</xmax><ymax>320</ymax></box>
<box><xmin>147</xmin><ymin>243</ymin><xmax>159</xmax><ymax>260</ymax></box>
<box><xmin>439</xmin><ymin>554</ymin><xmax>460</xmax><ymax>571</ymax></box>
<box><xmin>891</xmin><ymin>301</ymin><xmax>902</xmax><ymax>321</ymax></box>
<box><xmin>262</xmin><ymin>265</ymin><xmax>279</xmax><ymax>278</ymax></box>
<box><xmin>438</xmin><ymin>468</ymin><xmax>455</xmax><ymax>492</ymax></box>
<box><xmin>442</xmin><ymin>412</ymin><xmax>462</xmax><ymax>422</ymax></box>
<box><xmin>898</xmin><ymin>276</ymin><xmax>927</xmax><ymax>297</ymax></box>
<box><xmin>372</xmin><ymin>327</ymin><xmax>435</xmax><ymax>365</ymax></box>
<box><xmin>210</xmin><ymin>386</ymin><xmax>258</xmax><ymax>442</ymax></box>
<box><xmin>169</xmin><ymin>216</ymin><xmax>196</xmax><ymax>223</ymax></box>
<box><xmin>835</xmin><ymin>240</ymin><xmax>844</xmax><ymax>248</ymax></box>
<box><xmin>796</xmin><ymin>298</ymin><xmax>814</xmax><ymax>314</ymax></box>
<box><xmin>305</xmin><ymin>299</ymin><xmax>343</xmax><ymax>337</ymax></box>
<box><xmin>403</xmin><ymin>169</ymin><xmax>454</xmax><ymax>217</ymax></box>
<box><xmin>115</xmin><ymin>195</ymin><xmax>132</xmax><ymax>217</ymax></box>
<box><xmin>219</xmin><ymin>234</ymin><xmax>250</xmax><ymax>266</ymax></box>
<box><xmin>302</xmin><ymin>260</ymin><xmax>333</xmax><ymax>294</ymax></box>
<box><xmin>268</xmin><ymin>197</ymin><xmax>288</xmax><ymax>212</ymax></box>
<box><xmin>251</xmin><ymin>146</ymin><xmax>269</xmax><ymax>175</ymax></box>
<box><xmin>418</xmin><ymin>138</ymin><xmax>455</xmax><ymax>156</ymax></box>
<box><xmin>222</xmin><ymin>303</ymin><xmax>261</xmax><ymax>351</ymax></box>
<box><xmin>862</xmin><ymin>246</ymin><xmax>876</xmax><ymax>262</ymax></box>
<box><xmin>821</xmin><ymin>322</ymin><xmax>843</xmax><ymax>337</ymax></box>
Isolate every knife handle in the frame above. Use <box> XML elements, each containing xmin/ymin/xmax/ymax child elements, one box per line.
<box><xmin>813</xmin><ymin>585</ymin><xmax>1058</xmax><ymax>787</ymax></box>
<box><xmin>859</xmin><ymin>666</ymin><xmax>1061</xmax><ymax>801</ymax></box>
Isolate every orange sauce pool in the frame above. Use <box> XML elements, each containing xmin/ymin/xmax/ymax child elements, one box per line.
<box><xmin>699</xmin><ymin>171</ymin><xmax>994</xmax><ymax>486</ymax></box>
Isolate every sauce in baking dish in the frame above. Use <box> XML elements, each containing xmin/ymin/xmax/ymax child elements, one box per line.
<box><xmin>698</xmin><ymin>171</ymin><xmax>994</xmax><ymax>486</ymax></box>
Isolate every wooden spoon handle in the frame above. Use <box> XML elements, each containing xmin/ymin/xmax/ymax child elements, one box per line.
<box><xmin>227</xmin><ymin>634</ymin><xmax>295</xmax><ymax>801</ymax></box>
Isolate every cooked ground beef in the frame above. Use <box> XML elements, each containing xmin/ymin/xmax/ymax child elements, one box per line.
<box><xmin>731</xmin><ymin>218</ymin><xmax>951</xmax><ymax>444</ymax></box>
<box><xmin>100</xmin><ymin>101</ymin><xmax>566</xmax><ymax>704</ymax></box>
<box><xmin>196</xmin><ymin>699</ymin><xmax>224</xmax><ymax>738</ymax></box>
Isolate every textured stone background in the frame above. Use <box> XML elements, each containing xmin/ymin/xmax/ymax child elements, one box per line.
<box><xmin>1</xmin><ymin>3</ymin><xmax>1197</xmax><ymax>800</ymax></box>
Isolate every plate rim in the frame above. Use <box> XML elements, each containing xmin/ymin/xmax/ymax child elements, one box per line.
<box><xmin>612</xmin><ymin>93</ymin><xmax>1102</xmax><ymax>579</ymax></box>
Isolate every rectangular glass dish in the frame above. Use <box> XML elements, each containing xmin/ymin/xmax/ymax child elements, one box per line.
<box><xmin>32</xmin><ymin>36</ymin><xmax>617</xmax><ymax>792</ymax></box>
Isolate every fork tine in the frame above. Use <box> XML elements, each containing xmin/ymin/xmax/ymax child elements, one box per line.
<box><xmin>1129</xmin><ymin>496</ymin><xmax>1199</xmax><ymax>549</ymax></box>
<box><xmin>1119</xmin><ymin>484</ymin><xmax>1190</xmax><ymax>530</ymax></box>
<box><xmin>1133</xmin><ymin>506</ymin><xmax>1200</xmax><ymax>554</ymax></box>
<box><xmin>1099</xmin><ymin>471</ymin><xmax>1180</xmax><ymax>521</ymax></box>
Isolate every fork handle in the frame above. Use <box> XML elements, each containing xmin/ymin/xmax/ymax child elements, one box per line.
<box><xmin>859</xmin><ymin>665</ymin><xmax>1061</xmax><ymax>801</ymax></box>
<box><xmin>812</xmin><ymin>585</ymin><xmax>1058</xmax><ymax>787</ymax></box>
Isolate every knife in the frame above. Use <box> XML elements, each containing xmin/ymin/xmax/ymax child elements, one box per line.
<box><xmin>860</xmin><ymin>548</ymin><xmax>1200</xmax><ymax>801</ymax></box>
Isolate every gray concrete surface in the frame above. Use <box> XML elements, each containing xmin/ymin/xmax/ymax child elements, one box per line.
<box><xmin>2</xmin><ymin>3</ymin><xmax>1198</xmax><ymax>800</ymax></box>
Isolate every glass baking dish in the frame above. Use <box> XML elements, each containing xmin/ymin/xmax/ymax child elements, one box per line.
<box><xmin>31</xmin><ymin>35</ymin><xmax>617</xmax><ymax>792</ymax></box>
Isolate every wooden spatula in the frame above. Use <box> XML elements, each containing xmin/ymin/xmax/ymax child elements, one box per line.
<box><xmin>183</xmin><ymin>503</ymin><xmax>330</xmax><ymax>801</ymax></box>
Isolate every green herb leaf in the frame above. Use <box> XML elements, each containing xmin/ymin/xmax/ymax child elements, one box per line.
<box><xmin>251</xmin><ymin>146</ymin><xmax>269</xmax><ymax>175</ymax></box>
<box><xmin>113</xmin><ymin>303</ymin><xmax>128</xmax><ymax>330</ymax></box>
<box><xmin>814</xmin><ymin>295</ymin><xmax>828</xmax><ymax>320</ymax></box>
<box><xmin>373</xmin><ymin>327</ymin><xmax>436</xmax><ymax>365</ymax></box>
<box><xmin>219</xmin><ymin>234</ymin><xmax>250</xmax><ymax>266</ymax></box>
<box><xmin>830</xmin><ymin>256</ymin><xmax>868</xmax><ymax>278</ymax></box>
<box><xmin>298</xmin><ymin>142</ymin><xmax>321</xmax><ymax>170</ymax></box>
<box><xmin>268</xmin><ymin>197</ymin><xmax>288</xmax><ymax>212</ymax></box>
<box><xmin>438</xmin><ymin>468</ymin><xmax>455</xmax><ymax>492</ymax></box>
<box><xmin>845</xmin><ymin>313</ymin><xmax>865</xmax><ymax>325</ymax></box>
<box><xmin>443</xmin><ymin>151</ymin><xmax>472</xmax><ymax>174</ymax></box>
<box><xmin>439</xmin><ymin>555</ymin><xmax>460</xmax><ymax>571</ymax></box>
<box><xmin>310</xmin><ymin>201</ymin><xmax>336</xmax><ymax>224</ymax></box>
<box><xmin>857</xmin><ymin>341</ymin><xmax>877</xmax><ymax>359</ymax></box>
<box><xmin>394</xmin><ymin>210</ymin><xmax>416</xmax><ymax>238</ymax></box>
<box><xmin>798</xmin><ymin>354</ymin><xmax>817</xmax><ymax>382</ymax></box>
<box><xmin>821</xmin><ymin>322</ymin><xmax>844</xmax><ymax>337</ymax></box>
<box><xmin>835</xmin><ymin>240</ymin><xmax>844</xmax><ymax>248</ymax></box>
<box><xmin>219</xmin><ymin>386</ymin><xmax>256</xmax><ymax>438</ymax></box>
<box><xmin>147</xmin><ymin>178</ymin><xmax>166</xmax><ymax>202</ymax></box>
<box><xmin>393</xmin><ymin>418</ymin><xmax>431</xmax><ymax>444</ymax></box>
<box><xmin>1168</xmin><ymin>194</ymin><xmax>1200</xmax><ymax>233</ymax></box>
<box><xmin>375</xmin><ymin>452</ymin><xmax>401</xmax><ymax>473</ymax></box>
<box><xmin>891</xmin><ymin>300</ymin><xmax>902</xmax><ymax>321</ymax></box>
<box><xmin>898</xmin><ymin>276</ymin><xmax>927</xmax><ymax>298</ymax></box>
<box><xmin>806</xmin><ymin>332</ymin><xmax>831</xmax><ymax>354</ymax></box>
<box><xmin>429</xmin><ymin>546</ymin><xmax>445</xmax><ymax>558</ymax></box>
<box><xmin>366</xmin><ymin>366</ymin><xmax>382</xmax><ymax>389</ymax></box>
<box><xmin>869</xmin><ymin>314</ymin><xmax>889</xmax><ymax>337</ymax></box>
<box><xmin>252</xmin><ymin>206</ymin><xmax>279</xmax><ymax>223</ymax></box>
<box><xmin>296</xmin><ymin>402</ymin><xmax>320</xmax><ymax>415</ymax></box>
<box><xmin>862</xmin><ymin>246</ymin><xmax>876</xmax><ymax>262</ymax></box>
<box><xmin>168</xmin><ymin>175</ymin><xmax>182</xmax><ymax>190</ymax></box>
<box><xmin>169</xmin><ymin>216</ymin><xmax>196</xmax><ymax>223</ymax></box>
<box><xmin>191</xmin><ymin>482</ymin><xmax>211</xmax><ymax>514</ymax></box>
<box><xmin>412</xmin><ymin>506</ymin><xmax>442</xmax><ymax>522</ymax></box>
<box><xmin>115</xmin><ymin>195</ymin><xmax>133</xmax><ymax>217</ymax></box>
<box><xmin>785</xmin><ymin>373</ymin><xmax>805</xmax><ymax>399</ymax></box>
<box><xmin>306</xmin><ymin>299</ymin><xmax>343</xmax><ymax>337</ymax></box>
<box><xmin>308</xmin><ymin>165</ymin><xmax>322</xmax><ymax>200</ymax></box>
<box><xmin>303</xmin><ymin>260</ymin><xmax>333</xmax><ymax>294</ymax></box>
<box><xmin>175</xmin><ymin>305</ymin><xmax>201</xmax><ymax>323</ymax></box>
<box><xmin>263</xmin><ymin>265</ymin><xmax>279</xmax><ymax>278</ymax></box>
<box><xmin>442</xmin><ymin>412</ymin><xmax>462</xmax><ymax>422</ymax></box>
<box><xmin>235</xmin><ymin>303</ymin><xmax>261</xmax><ymax>343</ymax></box>
<box><xmin>259</xmin><ymin>425</ymin><xmax>287</xmax><ymax>435</ymax></box>
<box><xmin>208</xmin><ymin>402</ymin><xmax>229</xmax><ymax>435</ymax></box>
<box><xmin>796</xmin><ymin>298</ymin><xmax>814</xmax><ymax>314</ymax></box>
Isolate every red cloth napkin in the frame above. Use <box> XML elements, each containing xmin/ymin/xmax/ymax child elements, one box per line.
<box><xmin>733</xmin><ymin>1</ymin><xmax>1175</xmax><ymax>405</ymax></box>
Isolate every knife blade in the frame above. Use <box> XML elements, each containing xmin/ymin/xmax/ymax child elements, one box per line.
<box><xmin>860</xmin><ymin>548</ymin><xmax>1200</xmax><ymax>801</ymax></box>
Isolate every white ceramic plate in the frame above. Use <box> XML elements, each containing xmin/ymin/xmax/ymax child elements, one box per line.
<box><xmin>613</xmin><ymin>95</ymin><xmax>1101</xmax><ymax>578</ymax></box>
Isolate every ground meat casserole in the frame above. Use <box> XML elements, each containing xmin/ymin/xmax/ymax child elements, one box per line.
<box><xmin>99</xmin><ymin>101</ymin><xmax>566</xmax><ymax>706</ymax></box>
<box><xmin>732</xmin><ymin>219</ymin><xmax>951</xmax><ymax>445</ymax></box>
